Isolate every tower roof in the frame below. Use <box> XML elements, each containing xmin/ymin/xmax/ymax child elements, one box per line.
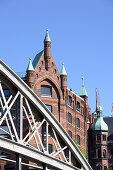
<box><xmin>79</xmin><ymin>77</ymin><xmax>87</xmax><ymax>96</ymax></box>
<box><xmin>60</xmin><ymin>63</ymin><xmax>67</xmax><ymax>76</ymax></box>
<box><xmin>27</xmin><ymin>58</ymin><xmax>34</xmax><ymax>71</ymax></box>
<box><xmin>44</xmin><ymin>29</ymin><xmax>51</xmax><ymax>42</ymax></box>
<box><xmin>93</xmin><ymin>105</ymin><xmax>108</xmax><ymax>131</ymax></box>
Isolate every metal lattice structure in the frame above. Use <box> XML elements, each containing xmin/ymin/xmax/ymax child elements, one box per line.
<box><xmin>0</xmin><ymin>60</ymin><xmax>92</xmax><ymax>170</ymax></box>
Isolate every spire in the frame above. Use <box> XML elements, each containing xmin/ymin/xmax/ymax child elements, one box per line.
<box><xmin>44</xmin><ymin>29</ymin><xmax>51</xmax><ymax>42</ymax></box>
<box><xmin>60</xmin><ymin>63</ymin><xmax>67</xmax><ymax>76</ymax></box>
<box><xmin>27</xmin><ymin>58</ymin><xmax>34</xmax><ymax>71</ymax></box>
<box><xmin>79</xmin><ymin>77</ymin><xmax>87</xmax><ymax>96</ymax></box>
<box><xmin>93</xmin><ymin>94</ymin><xmax>108</xmax><ymax>131</ymax></box>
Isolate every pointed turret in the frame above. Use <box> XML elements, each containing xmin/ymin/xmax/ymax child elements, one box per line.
<box><xmin>60</xmin><ymin>63</ymin><xmax>67</xmax><ymax>99</ymax></box>
<box><xmin>93</xmin><ymin>105</ymin><xmax>108</xmax><ymax>131</ymax></box>
<box><xmin>27</xmin><ymin>58</ymin><xmax>34</xmax><ymax>71</ymax></box>
<box><xmin>26</xmin><ymin>58</ymin><xmax>34</xmax><ymax>88</ymax></box>
<box><xmin>44</xmin><ymin>29</ymin><xmax>51</xmax><ymax>42</ymax></box>
<box><xmin>44</xmin><ymin>29</ymin><xmax>51</xmax><ymax>70</ymax></box>
<box><xmin>60</xmin><ymin>63</ymin><xmax>67</xmax><ymax>76</ymax></box>
<box><xmin>79</xmin><ymin>77</ymin><xmax>88</xmax><ymax>104</ymax></box>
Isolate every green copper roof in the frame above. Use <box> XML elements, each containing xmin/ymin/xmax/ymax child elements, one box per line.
<box><xmin>27</xmin><ymin>58</ymin><xmax>34</xmax><ymax>71</ymax></box>
<box><xmin>60</xmin><ymin>63</ymin><xmax>67</xmax><ymax>76</ymax></box>
<box><xmin>44</xmin><ymin>29</ymin><xmax>51</xmax><ymax>42</ymax></box>
<box><xmin>32</xmin><ymin>50</ymin><xmax>44</xmax><ymax>70</ymax></box>
<box><xmin>79</xmin><ymin>77</ymin><xmax>88</xmax><ymax>96</ymax></box>
<box><xmin>93</xmin><ymin>105</ymin><xmax>108</xmax><ymax>131</ymax></box>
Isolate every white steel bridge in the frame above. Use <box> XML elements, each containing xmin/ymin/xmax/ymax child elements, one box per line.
<box><xmin>0</xmin><ymin>60</ymin><xmax>92</xmax><ymax>170</ymax></box>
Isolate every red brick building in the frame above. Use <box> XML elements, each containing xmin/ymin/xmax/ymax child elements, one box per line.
<box><xmin>25</xmin><ymin>29</ymin><xmax>90</xmax><ymax>155</ymax></box>
<box><xmin>0</xmin><ymin>30</ymin><xmax>91</xmax><ymax>169</ymax></box>
<box><xmin>88</xmin><ymin>105</ymin><xmax>113</xmax><ymax>170</ymax></box>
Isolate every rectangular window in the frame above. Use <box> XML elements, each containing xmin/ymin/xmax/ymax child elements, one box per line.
<box><xmin>68</xmin><ymin>131</ymin><xmax>72</xmax><ymax>138</ymax></box>
<box><xmin>76</xmin><ymin>102</ymin><xmax>80</xmax><ymax>111</ymax></box>
<box><xmin>76</xmin><ymin>118</ymin><xmax>80</xmax><ymax>129</ymax></box>
<box><xmin>46</xmin><ymin>105</ymin><xmax>52</xmax><ymax>112</ymax></box>
<box><xmin>103</xmin><ymin>135</ymin><xmax>106</xmax><ymax>141</ymax></box>
<box><xmin>41</xmin><ymin>86</ymin><xmax>52</xmax><ymax>97</ymax></box>
<box><xmin>68</xmin><ymin>96</ymin><xmax>72</xmax><ymax>106</ymax></box>
<box><xmin>104</xmin><ymin>166</ymin><xmax>107</xmax><ymax>170</ymax></box>
<box><xmin>77</xmin><ymin>135</ymin><xmax>80</xmax><ymax>145</ymax></box>
<box><xmin>68</xmin><ymin>113</ymin><xmax>72</xmax><ymax>124</ymax></box>
<box><xmin>48</xmin><ymin>144</ymin><xmax>53</xmax><ymax>154</ymax></box>
<box><xmin>97</xmin><ymin>135</ymin><xmax>101</xmax><ymax>142</ymax></box>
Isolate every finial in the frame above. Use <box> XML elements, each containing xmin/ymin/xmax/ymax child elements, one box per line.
<box><xmin>44</xmin><ymin>29</ymin><xmax>51</xmax><ymax>42</ymax></box>
<box><xmin>82</xmin><ymin>76</ymin><xmax>84</xmax><ymax>86</ymax></box>
<box><xmin>98</xmin><ymin>90</ymin><xmax>100</xmax><ymax>106</ymax></box>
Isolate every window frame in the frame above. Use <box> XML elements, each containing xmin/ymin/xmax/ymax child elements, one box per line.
<box><xmin>68</xmin><ymin>113</ymin><xmax>72</xmax><ymax>124</ymax></box>
<box><xmin>68</xmin><ymin>96</ymin><xmax>72</xmax><ymax>107</ymax></box>
<box><xmin>97</xmin><ymin>134</ymin><xmax>101</xmax><ymax>142</ymax></box>
<box><xmin>103</xmin><ymin>149</ymin><xmax>106</xmax><ymax>158</ymax></box>
<box><xmin>68</xmin><ymin>131</ymin><xmax>72</xmax><ymax>138</ymax></box>
<box><xmin>76</xmin><ymin>118</ymin><xmax>80</xmax><ymax>129</ymax></box>
<box><xmin>77</xmin><ymin>135</ymin><xmax>80</xmax><ymax>145</ymax></box>
<box><xmin>45</xmin><ymin>104</ymin><xmax>52</xmax><ymax>112</ymax></box>
<box><xmin>41</xmin><ymin>86</ymin><xmax>52</xmax><ymax>97</ymax></box>
<box><xmin>76</xmin><ymin>101</ymin><xmax>80</xmax><ymax>112</ymax></box>
<box><xmin>102</xmin><ymin>134</ymin><xmax>106</xmax><ymax>141</ymax></box>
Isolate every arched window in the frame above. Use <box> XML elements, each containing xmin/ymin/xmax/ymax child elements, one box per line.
<box><xmin>76</xmin><ymin>118</ymin><xmax>80</xmax><ymax>128</ymax></box>
<box><xmin>103</xmin><ymin>149</ymin><xmax>106</xmax><ymax>158</ymax></box>
<box><xmin>98</xmin><ymin>148</ymin><xmax>101</xmax><ymax>158</ymax></box>
<box><xmin>68</xmin><ymin>131</ymin><xmax>72</xmax><ymax>138</ymax></box>
<box><xmin>77</xmin><ymin>135</ymin><xmax>80</xmax><ymax>145</ymax></box>
<box><xmin>68</xmin><ymin>113</ymin><xmax>72</xmax><ymax>124</ymax></box>
<box><xmin>104</xmin><ymin>166</ymin><xmax>107</xmax><ymax>170</ymax></box>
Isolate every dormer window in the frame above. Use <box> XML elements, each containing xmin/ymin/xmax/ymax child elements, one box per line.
<box><xmin>68</xmin><ymin>96</ymin><xmax>72</xmax><ymax>106</ymax></box>
<box><xmin>41</xmin><ymin>86</ymin><xmax>52</xmax><ymax>97</ymax></box>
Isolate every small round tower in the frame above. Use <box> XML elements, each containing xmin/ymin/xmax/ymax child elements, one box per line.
<box><xmin>60</xmin><ymin>63</ymin><xmax>67</xmax><ymax>99</ymax></box>
<box><xmin>92</xmin><ymin>105</ymin><xmax>108</xmax><ymax>170</ymax></box>
<box><xmin>44</xmin><ymin>29</ymin><xmax>51</xmax><ymax>70</ymax></box>
<box><xmin>26</xmin><ymin>58</ymin><xmax>34</xmax><ymax>89</ymax></box>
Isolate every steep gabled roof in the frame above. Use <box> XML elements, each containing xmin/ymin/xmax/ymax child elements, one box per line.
<box><xmin>32</xmin><ymin>50</ymin><xmax>44</xmax><ymax>70</ymax></box>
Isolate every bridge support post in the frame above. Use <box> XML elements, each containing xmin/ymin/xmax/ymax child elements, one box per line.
<box><xmin>46</xmin><ymin>122</ymin><xmax>49</xmax><ymax>152</ymax></box>
<box><xmin>16</xmin><ymin>154</ymin><xmax>22</xmax><ymax>170</ymax></box>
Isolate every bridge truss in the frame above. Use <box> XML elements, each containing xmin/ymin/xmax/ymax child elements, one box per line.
<box><xmin>0</xmin><ymin>60</ymin><xmax>92</xmax><ymax>170</ymax></box>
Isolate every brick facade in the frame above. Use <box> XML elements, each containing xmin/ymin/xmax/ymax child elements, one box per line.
<box><xmin>26</xmin><ymin>31</ymin><xmax>90</xmax><ymax>155</ymax></box>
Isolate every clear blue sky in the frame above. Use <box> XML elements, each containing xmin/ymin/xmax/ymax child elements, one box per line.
<box><xmin>0</xmin><ymin>0</ymin><xmax>113</xmax><ymax>116</ymax></box>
